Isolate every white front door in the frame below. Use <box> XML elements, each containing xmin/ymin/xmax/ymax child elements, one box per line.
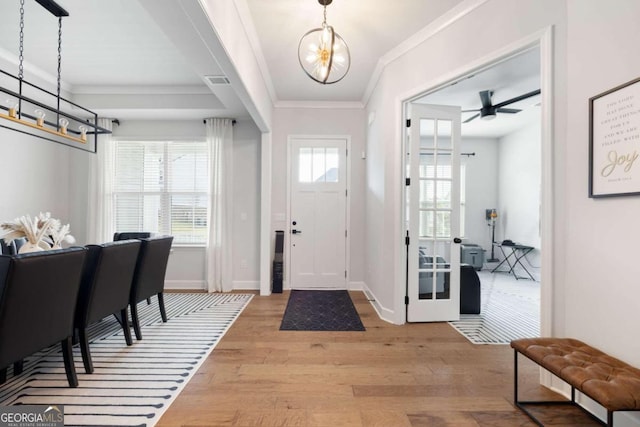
<box><xmin>289</xmin><ymin>137</ymin><xmax>347</xmax><ymax>289</ymax></box>
<box><xmin>406</xmin><ymin>103</ymin><xmax>462</xmax><ymax>322</ymax></box>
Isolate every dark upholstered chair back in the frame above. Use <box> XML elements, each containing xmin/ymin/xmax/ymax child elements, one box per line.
<box><xmin>0</xmin><ymin>240</ymin><xmax>14</xmax><ymax>255</ymax></box>
<box><xmin>128</xmin><ymin>235</ymin><xmax>173</xmax><ymax>340</ymax></box>
<box><xmin>130</xmin><ymin>236</ymin><xmax>173</xmax><ymax>304</ymax></box>
<box><xmin>77</xmin><ymin>240</ymin><xmax>141</xmax><ymax>326</ymax></box>
<box><xmin>75</xmin><ymin>240</ymin><xmax>141</xmax><ymax>373</ymax></box>
<box><xmin>113</xmin><ymin>232</ymin><xmax>152</xmax><ymax>241</ymax></box>
<box><xmin>0</xmin><ymin>248</ymin><xmax>87</xmax><ymax>379</ymax></box>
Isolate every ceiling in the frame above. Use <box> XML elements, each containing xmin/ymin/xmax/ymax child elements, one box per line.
<box><xmin>415</xmin><ymin>47</ymin><xmax>541</xmax><ymax>138</ymax></box>
<box><xmin>0</xmin><ymin>0</ymin><xmax>539</xmax><ymax>136</ymax></box>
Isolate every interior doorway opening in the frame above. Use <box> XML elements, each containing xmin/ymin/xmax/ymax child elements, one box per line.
<box><xmin>402</xmin><ymin>38</ymin><xmax>551</xmax><ymax>339</ymax></box>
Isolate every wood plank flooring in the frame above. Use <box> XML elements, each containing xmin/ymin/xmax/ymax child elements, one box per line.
<box><xmin>157</xmin><ymin>291</ymin><xmax>598</xmax><ymax>427</ymax></box>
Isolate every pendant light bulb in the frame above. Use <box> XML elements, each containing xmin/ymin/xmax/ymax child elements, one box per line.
<box><xmin>34</xmin><ymin>109</ymin><xmax>46</xmax><ymax>127</ymax></box>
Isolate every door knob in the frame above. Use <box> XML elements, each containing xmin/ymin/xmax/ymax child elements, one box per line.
<box><xmin>453</xmin><ymin>237</ymin><xmax>462</xmax><ymax>244</ymax></box>
<box><xmin>292</xmin><ymin>229</ymin><xmax>302</xmax><ymax>234</ymax></box>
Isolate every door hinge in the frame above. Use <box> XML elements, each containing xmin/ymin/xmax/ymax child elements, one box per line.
<box><xmin>345</xmin><ymin>230</ymin><xmax>347</xmax><ymax>238</ymax></box>
<box><xmin>405</xmin><ymin>235</ymin><xmax>410</xmax><ymax>246</ymax></box>
<box><xmin>406</xmin><ymin>119</ymin><xmax>411</xmax><ymax>127</ymax></box>
<box><xmin>405</xmin><ymin>177</ymin><xmax>410</xmax><ymax>186</ymax></box>
<box><xmin>345</xmin><ymin>189</ymin><xmax>348</xmax><ymax>197</ymax></box>
<box><xmin>346</xmin><ymin>148</ymin><xmax>348</xmax><ymax>156</ymax></box>
<box><xmin>345</xmin><ymin>270</ymin><xmax>347</xmax><ymax>278</ymax></box>
<box><xmin>405</xmin><ymin>295</ymin><xmax>409</xmax><ymax>305</ymax></box>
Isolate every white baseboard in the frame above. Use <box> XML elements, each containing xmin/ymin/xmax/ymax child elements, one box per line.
<box><xmin>165</xmin><ymin>280</ymin><xmax>206</xmax><ymax>291</ymax></box>
<box><xmin>361</xmin><ymin>282</ymin><xmax>397</xmax><ymax>324</ymax></box>
<box><xmin>233</xmin><ymin>280</ymin><xmax>260</xmax><ymax>290</ymax></box>
<box><xmin>349</xmin><ymin>281</ymin><xmax>365</xmax><ymax>290</ymax></box>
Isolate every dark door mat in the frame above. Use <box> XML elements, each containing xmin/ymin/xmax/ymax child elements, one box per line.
<box><xmin>280</xmin><ymin>290</ymin><xmax>366</xmax><ymax>331</ymax></box>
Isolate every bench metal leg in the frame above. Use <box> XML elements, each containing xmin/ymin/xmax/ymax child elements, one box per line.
<box><xmin>513</xmin><ymin>348</ymin><xmax>610</xmax><ymax>426</ymax></box>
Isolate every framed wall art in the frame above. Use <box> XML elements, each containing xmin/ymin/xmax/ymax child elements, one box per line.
<box><xmin>589</xmin><ymin>76</ymin><xmax>640</xmax><ymax>197</ymax></box>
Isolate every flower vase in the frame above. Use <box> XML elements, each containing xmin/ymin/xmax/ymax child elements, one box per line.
<box><xmin>18</xmin><ymin>241</ymin><xmax>45</xmax><ymax>254</ymax></box>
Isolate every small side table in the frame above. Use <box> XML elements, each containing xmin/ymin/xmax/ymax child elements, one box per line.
<box><xmin>491</xmin><ymin>243</ymin><xmax>535</xmax><ymax>280</ymax></box>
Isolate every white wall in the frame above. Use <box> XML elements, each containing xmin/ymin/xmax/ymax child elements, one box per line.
<box><xmin>497</xmin><ymin>122</ymin><xmax>541</xmax><ymax>248</ymax></box>
<box><xmin>0</xmin><ymin>128</ymin><xmax>72</xmax><ymax>228</ymax></box>
<box><xmin>231</xmin><ymin>119</ymin><xmax>262</xmax><ymax>289</ymax></box>
<box><xmin>497</xmin><ymin>121</ymin><xmax>542</xmax><ymax>277</ymax></box>
<box><xmin>460</xmin><ymin>138</ymin><xmax>499</xmax><ymax>255</ymax></box>
<box><xmin>564</xmin><ymin>0</ymin><xmax>640</xmax><ymax>371</ymax></box>
<box><xmin>272</xmin><ymin>107</ymin><xmax>366</xmax><ymax>287</ymax></box>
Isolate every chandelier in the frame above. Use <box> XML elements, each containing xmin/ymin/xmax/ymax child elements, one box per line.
<box><xmin>298</xmin><ymin>0</ymin><xmax>350</xmax><ymax>84</ymax></box>
<box><xmin>0</xmin><ymin>0</ymin><xmax>111</xmax><ymax>153</ymax></box>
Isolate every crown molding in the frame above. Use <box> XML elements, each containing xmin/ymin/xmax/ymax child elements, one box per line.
<box><xmin>275</xmin><ymin>100</ymin><xmax>365</xmax><ymax>109</ymax></box>
<box><xmin>72</xmin><ymin>85</ymin><xmax>212</xmax><ymax>95</ymax></box>
<box><xmin>362</xmin><ymin>0</ymin><xmax>488</xmax><ymax>106</ymax></box>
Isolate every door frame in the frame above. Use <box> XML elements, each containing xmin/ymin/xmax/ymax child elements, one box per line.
<box><xmin>397</xmin><ymin>27</ymin><xmax>554</xmax><ymax>332</ymax></box>
<box><xmin>286</xmin><ymin>134</ymin><xmax>352</xmax><ymax>291</ymax></box>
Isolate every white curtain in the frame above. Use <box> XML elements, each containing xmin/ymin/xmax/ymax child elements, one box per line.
<box><xmin>87</xmin><ymin>118</ymin><xmax>115</xmax><ymax>244</ymax></box>
<box><xmin>205</xmin><ymin>118</ymin><xmax>234</xmax><ymax>292</ymax></box>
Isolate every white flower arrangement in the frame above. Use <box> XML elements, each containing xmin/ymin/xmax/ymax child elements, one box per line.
<box><xmin>1</xmin><ymin>212</ymin><xmax>74</xmax><ymax>253</ymax></box>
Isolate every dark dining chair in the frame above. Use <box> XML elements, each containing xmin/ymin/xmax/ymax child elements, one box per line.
<box><xmin>0</xmin><ymin>240</ymin><xmax>15</xmax><ymax>255</ymax></box>
<box><xmin>129</xmin><ymin>235</ymin><xmax>173</xmax><ymax>340</ymax></box>
<box><xmin>0</xmin><ymin>247</ymin><xmax>87</xmax><ymax>387</ymax></box>
<box><xmin>75</xmin><ymin>239</ymin><xmax>141</xmax><ymax>373</ymax></box>
<box><xmin>113</xmin><ymin>232</ymin><xmax>152</xmax><ymax>241</ymax></box>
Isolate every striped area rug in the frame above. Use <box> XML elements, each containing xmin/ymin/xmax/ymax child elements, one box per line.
<box><xmin>0</xmin><ymin>292</ymin><xmax>253</xmax><ymax>427</ymax></box>
<box><xmin>449</xmin><ymin>274</ymin><xmax>539</xmax><ymax>344</ymax></box>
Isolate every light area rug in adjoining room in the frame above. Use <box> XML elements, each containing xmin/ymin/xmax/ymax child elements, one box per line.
<box><xmin>0</xmin><ymin>293</ymin><xmax>253</xmax><ymax>427</ymax></box>
<box><xmin>449</xmin><ymin>270</ymin><xmax>540</xmax><ymax>344</ymax></box>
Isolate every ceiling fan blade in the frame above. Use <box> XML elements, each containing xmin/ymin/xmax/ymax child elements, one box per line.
<box><xmin>496</xmin><ymin>108</ymin><xmax>521</xmax><ymax>114</ymax></box>
<box><xmin>461</xmin><ymin>109</ymin><xmax>480</xmax><ymax>113</ymax></box>
<box><xmin>493</xmin><ymin>89</ymin><xmax>541</xmax><ymax>109</ymax></box>
<box><xmin>479</xmin><ymin>90</ymin><xmax>493</xmax><ymax>108</ymax></box>
<box><xmin>463</xmin><ymin>114</ymin><xmax>480</xmax><ymax>123</ymax></box>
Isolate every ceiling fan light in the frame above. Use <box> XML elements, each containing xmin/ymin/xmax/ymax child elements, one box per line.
<box><xmin>481</xmin><ymin>114</ymin><xmax>496</xmax><ymax>121</ymax></box>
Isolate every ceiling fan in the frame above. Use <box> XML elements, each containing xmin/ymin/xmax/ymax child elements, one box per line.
<box><xmin>462</xmin><ymin>89</ymin><xmax>541</xmax><ymax>123</ymax></box>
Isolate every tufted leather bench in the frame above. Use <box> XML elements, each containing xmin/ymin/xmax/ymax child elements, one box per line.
<box><xmin>511</xmin><ymin>337</ymin><xmax>640</xmax><ymax>426</ymax></box>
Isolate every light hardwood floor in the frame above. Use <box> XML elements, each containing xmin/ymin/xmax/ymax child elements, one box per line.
<box><xmin>157</xmin><ymin>291</ymin><xmax>597</xmax><ymax>427</ymax></box>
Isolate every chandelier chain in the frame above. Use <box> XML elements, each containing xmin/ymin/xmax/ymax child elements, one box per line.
<box><xmin>18</xmin><ymin>0</ymin><xmax>25</xmax><ymax>80</ymax></box>
<box><xmin>57</xmin><ymin>17</ymin><xmax>62</xmax><ymax>99</ymax></box>
<box><xmin>323</xmin><ymin>5</ymin><xmax>327</xmax><ymax>25</ymax></box>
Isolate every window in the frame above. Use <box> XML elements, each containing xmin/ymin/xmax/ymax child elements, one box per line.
<box><xmin>112</xmin><ymin>140</ymin><xmax>209</xmax><ymax>245</ymax></box>
<box><xmin>298</xmin><ymin>147</ymin><xmax>339</xmax><ymax>183</ymax></box>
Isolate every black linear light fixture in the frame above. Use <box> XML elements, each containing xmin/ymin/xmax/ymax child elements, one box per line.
<box><xmin>0</xmin><ymin>0</ymin><xmax>111</xmax><ymax>153</ymax></box>
<box><xmin>298</xmin><ymin>0</ymin><xmax>351</xmax><ymax>84</ymax></box>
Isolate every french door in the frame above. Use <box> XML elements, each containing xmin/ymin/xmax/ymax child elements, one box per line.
<box><xmin>289</xmin><ymin>137</ymin><xmax>347</xmax><ymax>289</ymax></box>
<box><xmin>406</xmin><ymin>103</ymin><xmax>462</xmax><ymax>322</ymax></box>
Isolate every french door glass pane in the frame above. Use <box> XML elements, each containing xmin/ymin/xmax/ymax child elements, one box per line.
<box><xmin>420</xmin><ymin>119</ymin><xmax>435</xmax><ymax>149</ymax></box>
<box><xmin>436</xmin><ymin>119</ymin><xmax>452</xmax><ymax>150</ymax></box>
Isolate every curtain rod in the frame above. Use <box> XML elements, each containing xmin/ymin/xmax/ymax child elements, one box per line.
<box><xmin>420</xmin><ymin>152</ymin><xmax>476</xmax><ymax>157</ymax></box>
<box><xmin>203</xmin><ymin>119</ymin><xmax>236</xmax><ymax>125</ymax></box>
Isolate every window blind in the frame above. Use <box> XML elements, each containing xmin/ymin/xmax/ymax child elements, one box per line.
<box><xmin>112</xmin><ymin>140</ymin><xmax>209</xmax><ymax>245</ymax></box>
